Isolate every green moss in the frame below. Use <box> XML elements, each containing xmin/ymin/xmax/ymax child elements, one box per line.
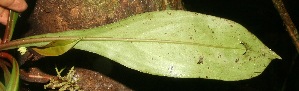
<box><xmin>44</xmin><ymin>66</ymin><xmax>82</xmax><ymax>91</ymax></box>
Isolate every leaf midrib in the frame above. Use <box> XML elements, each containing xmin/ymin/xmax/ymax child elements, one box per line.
<box><xmin>0</xmin><ymin>36</ymin><xmax>245</xmax><ymax>50</ymax></box>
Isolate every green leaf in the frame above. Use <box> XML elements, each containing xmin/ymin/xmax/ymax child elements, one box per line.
<box><xmin>32</xmin><ymin>39</ymin><xmax>80</xmax><ymax>56</ymax></box>
<box><xmin>17</xmin><ymin>10</ymin><xmax>280</xmax><ymax>81</ymax></box>
<box><xmin>6</xmin><ymin>56</ymin><xmax>19</xmax><ymax>91</ymax></box>
<box><xmin>7</xmin><ymin>11</ymin><xmax>19</xmax><ymax>41</ymax></box>
<box><xmin>0</xmin><ymin>53</ymin><xmax>19</xmax><ymax>91</ymax></box>
<box><xmin>0</xmin><ymin>82</ymin><xmax>5</xmax><ymax>91</ymax></box>
<box><xmin>0</xmin><ymin>60</ymin><xmax>11</xmax><ymax>86</ymax></box>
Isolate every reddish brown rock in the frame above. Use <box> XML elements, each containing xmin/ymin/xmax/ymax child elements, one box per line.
<box><xmin>26</xmin><ymin>0</ymin><xmax>184</xmax><ymax>36</ymax></box>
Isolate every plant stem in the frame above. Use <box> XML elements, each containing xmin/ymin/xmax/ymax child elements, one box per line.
<box><xmin>0</xmin><ymin>36</ymin><xmax>244</xmax><ymax>50</ymax></box>
<box><xmin>272</xmin><ymin>0</ymin><xmax>299</xmax><ymax>53</ymax></box>
<box><xmin>272</xmin><ymin>0</ymin><xmax>298</xmax><ymax>91</ymax></box>
<box><xmin>1</xmin><ymin>10</ymin><xmax>19</xmax><ymax>44</ymax></box>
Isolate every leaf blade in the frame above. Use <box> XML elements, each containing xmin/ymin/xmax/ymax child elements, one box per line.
<box><xmin>20</xmin><ymin>10</ymin><xmax>281</xmax><ymax>80</ymax></box>
<box><xmin>32</xmin><ymin>39</ymin><xmax>80</xmax><ymax>56</ymax></box>
<box><xmin>74</xmin><ymin>10</ymin><xmax>280</xmax><ymax>80</ymax></box>
<box><xmin>6</xmin><ymin>56</ymin><xmax>19</xmax><ymax>91</ymax></box>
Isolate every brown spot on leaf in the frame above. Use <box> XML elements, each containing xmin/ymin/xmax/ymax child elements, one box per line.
<box><xmin>197</xmin><ymin>57</ymin><xmax>204</xmax><ymax>64</ymax></box>
<box><xmin>218</xmin><ymin>55</ymin><xmax>222</xmax><ymax>58</ymax></box>
<box><xmin>235</xmin><ymin>58</ymin><xmax>239</xmax><ymax>63</ymax></box>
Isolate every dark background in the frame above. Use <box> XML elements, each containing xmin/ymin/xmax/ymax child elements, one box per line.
<box><xmin>1</xmin><ymin>0</ymin><xmax>298</xmax><ymax>91</ymax></box>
